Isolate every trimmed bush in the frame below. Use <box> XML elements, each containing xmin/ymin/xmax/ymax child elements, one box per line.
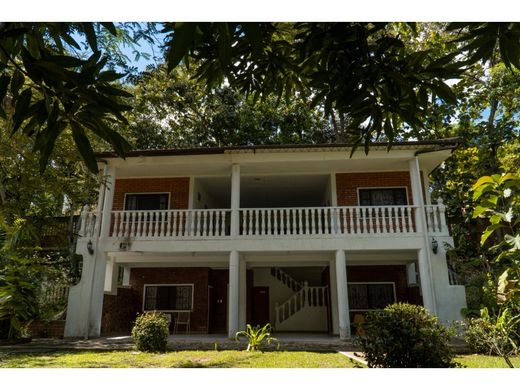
<box><xmin>131</xmin><ymin>312</ymin><xmax>169</xmax><ymax>352</ymax></box>
<box><xmin>356</xmin><ymin>303</ymin><xmax>457</xmax><ymax>368</ymax></box>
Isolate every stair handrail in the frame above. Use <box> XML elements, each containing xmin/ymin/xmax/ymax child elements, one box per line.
<box><xmin>270</xmin><ymin>267</ymin><xmax>303</xmax><ymax>291</ymax></box>
<box><xmin>275</xmin><ymin>284</ymin><xmax>328</xmax><ymax>325</ymax></box>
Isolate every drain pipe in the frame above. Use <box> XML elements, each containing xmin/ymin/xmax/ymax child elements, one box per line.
<box><xmin>84</xmin><ymin>162</ymin><xmax>108</xmax><ymax>340</ymax></box>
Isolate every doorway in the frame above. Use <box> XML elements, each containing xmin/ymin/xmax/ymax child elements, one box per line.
<box><xmin>251</xmin><ymin>286</ymin><xmax>270</xmax><ymax>326</ymax></box>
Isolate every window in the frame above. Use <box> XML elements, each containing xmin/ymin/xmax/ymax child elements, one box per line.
<box><xmin>143</xmin><ymin>285</ymin><xmax>193</xmax><ymax>311</ymax></box>
<box><xmin>358</xmin><ymin>188</ymin><xmax>407</xmax><ymax>206</ymax></box>
<box><xmin>125</xmin><ymin>193</ymin><xmax>169</xmax><ymax>211</ymax></box>
<box><xmin>348</xmin><ymin>283</ymin><xmax>396</xmax><ymax>310</ymax></box>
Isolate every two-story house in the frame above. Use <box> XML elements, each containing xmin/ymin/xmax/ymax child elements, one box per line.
<box><xmin>64</xmin><ymin>139</ymin><xmax>467</xmax><ymax>340</ymax></box>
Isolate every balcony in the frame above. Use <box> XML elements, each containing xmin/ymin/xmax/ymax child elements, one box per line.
<box><xmin>79</xmin><ymin>204</ymin><xmax>448</xmax><ymax>240</ymax></box>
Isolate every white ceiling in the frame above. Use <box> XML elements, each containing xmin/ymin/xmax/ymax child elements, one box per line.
<box><xmin>197</xmin><ymin>174</ymin><xmax>330</xmax><ymax>208</ymax></box>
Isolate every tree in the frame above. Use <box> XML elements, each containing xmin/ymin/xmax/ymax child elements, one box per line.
<box><xmin>0</xmin><ymin>23</ymin><xmax>133</xmax><ymax>173</ymax></box>
<box><xmin>164</xmin><ymin>22</ymin><xmax>520</xmax><ymax>149</ymax></box>
<box><xmin>123</xmin><ymin>65</ymin><xmax>333</xmax><ymax>149</ymax></box>
<box><xmin>3</xmin><ymin>22</ymin><xmax>520</xmax><ymax>171</ymax></box>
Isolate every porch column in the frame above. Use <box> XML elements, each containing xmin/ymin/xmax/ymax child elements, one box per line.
<box><xmin>238</xmin><ymin>258</ymin><xmax>247</xmax><ymax>331</ymax></box>
<box><xmin>230</xmin><ymin>164</ymin><xmax>241</xmax><ymax>237</ymax></box>
<box><xmin>329</xmin><ymin>259</ymin><xmax>339</xmax><ymax>335</ymax></box>
<box><xmin>104</xmin><ymin>257</ymin><xmax>119</xmax><ymax>295</ymax></box>
<box><xmin>99</xmin><ymin>165</ymin><xmax>116</xmax><ymax>239</ymax></box>
<box><xmin>335</xmin><ymin>249</ymin><xmax>350</xmax><ymax>340</ymax></box>
<box><xmin>228</xmin><ymin>250</ymin><xmax>240</xmax><ymax>338</ymax></box>
<box><xmin>122</xmin><ymin>266</ymin><xmax>131</xmax><ymax>286</ymax></box>
<box><xmin>409</xmin><ymin>157</ymin><xmax>437</xmax><ymax>315</ymax></box>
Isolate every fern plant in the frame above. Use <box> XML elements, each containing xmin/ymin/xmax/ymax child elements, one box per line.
<box><xmin>235</xmin><ymin>323</ymin><xmax>279</xmax><ymax>351</ymax></box>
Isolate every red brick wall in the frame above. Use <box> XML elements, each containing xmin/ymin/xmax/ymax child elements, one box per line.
<box><xmin>336</xmin><ymin>172</ymin><xmax>414</xmax><ymax>206</ymax></box>
<box><xmin>101</xmin><ymin>287</ymin><xmax>141</xmax><ymax>335</ymax></box>
<box><xmin>29</xmin><ymin>320</ymin><xmax>65</xmax><ymax>338</ymax></box>
<box><xmin>111</xmin><ymin>178</ymin><xmax>190</xmax><ymax>211</ymax></box>
<box><xmin>129</xmin><ymin>267</ymin><xmax>210</xmax><ymax>333</ymax></box>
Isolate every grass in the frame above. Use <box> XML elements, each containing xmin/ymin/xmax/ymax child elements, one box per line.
<box><xmin>0</xmin><ymin>350</ymin><xmax>362</xmax><ymax>368</ymax></box>
<box><xmin>455</xmin><ymin>354</ymin><xmax>520</xmax><ymax>368</ymax></box>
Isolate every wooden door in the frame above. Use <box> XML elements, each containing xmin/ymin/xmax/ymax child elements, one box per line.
<box><xmin>251</xmin><ymin>286</ymin><xmax>270</xmax><ymax>326</ymax></box>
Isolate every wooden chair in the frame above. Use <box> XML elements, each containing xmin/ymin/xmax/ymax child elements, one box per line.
<box><xmin>173</xmin><ymin>311</ymin><xmax>191</xmax><ymax>334</ymax></box>
<box><xmin>353</xmin><ymin>313</ymin><xmax>366</xmax><ymax>336</ymax></box>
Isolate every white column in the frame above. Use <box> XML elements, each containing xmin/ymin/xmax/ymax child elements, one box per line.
<box><xmin>87</xmin><ymin>165</ymin><xmax>116</xmax><ymax>337</ymax></box>
<box><xmin>104</xmin><ymin>257</ymin><xmax>119</xmax><ymax>295</ymax></box>
<box><xmin>238</xmin><ymin>258</ymin><xmax>247</xmax><ymax>331</ymax></box>
<box><xmin>230</xmin><ymin>164</ymin><xmax>241</xmax><ymax>237</ymax></box>
<box><xmin>409</xmin><ymin>157</ymin><xmax>437</xmax><ymax>315</ymax></box>
<box><xmin>329</xmin><ymin>259</ymin><xmax>339</xmax><ymax>335</ymax></box>
<box><xmin>228</xmin><ymin>250</ymin><xmax>240</xmax><ymax>338</ymax></box>
<box><xmin>335</xmin><ymin>249</ymin><xmax>350</xmax><ymax>340</ymax></box>
<box><xmin>122</xmin><ymin>266</ymin><xmax>131</xmax><ymax>286</ymax></box>
<box><xmin>423</xmin><ymin>171</ymin><xmax>431</xmax><ymax>205</ymax></box>
<box><xmin>417</xmin><ymin>249</ymin><xmax>436</xmax><ymax>313</ymax></box>
<box><xmin>99</xmin><ymin>165</ymin><xmax>116</xmax><ymax>239</ymax></box>
<box><xmin>330</xmin><ymin>172</ymin><xmax>338</xmax><ymax>206</ymax></box>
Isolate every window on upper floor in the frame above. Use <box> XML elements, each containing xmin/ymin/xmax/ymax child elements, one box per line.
<box><xmin>143</xmin><ymin>284</ymin><xmax>193</xmax><ymax>311</ymax></box>
<box><xmin>124</xmin><ymin>193</ymin><xmax>169</xmax><ymax>211</ymax></box>
<box><xmin>358</xmin><ymin>188</ymin><xmax>407</xmax><ymax>206</ymax></box>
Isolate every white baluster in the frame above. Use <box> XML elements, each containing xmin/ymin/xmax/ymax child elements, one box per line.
<box><xmin>347</xmin><ymin>207</ymin><xmax>353</xmax><ymax>234</ymax></box>
<box><xmin>389</xmin><ymin>207</ymin><xmax>395</xmax><ymax>233</ymax></box>
<box><xmin>323</xmin><ymin>208</ymin><xmax>329</xmax><ymax>234</ymax></box>
<box><xmin>254</xmin><ymin>209</ymin><xmax>259</xmax><ymax>235</ymax></box>
<box><xmin>273</xmin><ymin>209</ymin><xmax>279</xmax><ymax>236</ymax></box>
<box><xmin>438</xmin><ymin>198</ymin><xmax>448</xmax><ymax>234</ymax></box>
<box><xmin>221</xmin><ymin>211</ymin><xmax>226</xmax><ymax>236</ymax></box>
<box><xmin>424</xmin><ymin>205</ymin><xmax>432</xmax><ymax>233</ymax></box>
<box><xmin>298</xmin><ymin>209</ymin><xmax>303</xmax><ymax>235</ymax></box>
<box><xmin>358</xmin><ymin>208</ymin><xmax>364</xmax><ymax>234</ymax></box>
<box><xmin>157</xmin><ymin>211</ymin><xmax>163</xmax><ymax>237</ymax></box>
<box><xmin>280</xmin><ymin>209</ymin><xmax>286</xmax><ymax>235</ymax></box>
<box><xmin>117</xmin><ymin>211</ymin><xmax>124</xmax><ymax>237</ymax></box>
<box><xmin>112</xmin><ymin>212</ymin><xmax>119</xmax><ymax>237</ymax></box>
<box><xmin>165</xmin><ymin>211</ymin><xmax>171</xmax><ymax>237</ymax></box>
<box><xmin>248</xmin><ymin>210</ymin><xmax>253</xmax><ymax>235</ymax></box>
<box><xmin>407</xmin><ymin>207</ymin><xmax>414</xmax><ymax>233</ymax></box>
<box><xmin>374</xmin><ymin>207</ymin><xmax>381</xmax><ymax>233</ymax></box>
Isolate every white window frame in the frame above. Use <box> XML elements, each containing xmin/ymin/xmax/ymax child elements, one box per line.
<box><xmin>123</xmin><ymin>192</ymin><xmax>171</xmax><ymax>211</ymax></box>
<box><xmin>347</xmin><ymin>281</ymin><xmax>397</xmax><ymax>312</ymax></box>
<box><xmin>142</xmin><ymin>283</ymin><xmax>194</xmax><ymax>312</ymax></box>
<box><xmin>356</xmin><ymin>186</ymin><xmax>409</xmax><ymax>206</ymax></box>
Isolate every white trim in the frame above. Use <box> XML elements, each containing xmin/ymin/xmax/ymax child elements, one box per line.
<box><xmin>356</xmin><ymin>186</ymin><xmax>409</xmax><ymax>206</ymax></box>
<box><xmin>347</xmin><ymin>281</ymin><xmax>397</xmax><ymax>311</ymax></box>
<box><xmin>188</xmin><ymin>177</ymin><xmax>195</xmax><ymax>209</ymax></box>
<box><xmin>142</xmin><ymin>283</ymin><xmax>194</xmax><ymax>312</ymax></box>
<box><xmin>330</xmin><ymin>172</ymin><xmax>338</xmax><ymax>207</ymax></box>
<box><xmin>123</xmin><ymin>192</ymin><xmax>171</xmax><ymax>211</ymax></box>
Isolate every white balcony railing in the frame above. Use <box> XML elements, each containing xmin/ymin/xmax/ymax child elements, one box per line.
<box><xmin>110</xmin><ymin>209</ymin><xmax>231</xmax><ymax>238</ymax></box>
<box><xmin>79</xmin><ymin>204</ymin><xmax>448</xmax><ymax>240</ymax></box>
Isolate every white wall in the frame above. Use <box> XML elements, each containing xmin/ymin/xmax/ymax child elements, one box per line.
<box><xmin>192</xmin><ymin>179</ymin><xmax>219</xmax><ymax>209</ymax></box>
<box><xmin>430</xmin><ymin>237</ymin><xmax>467</xmax><ymax>323</ymax></box>
<box><xmin>275</xmin><ymin>306</ymin><xmax>328</xmax><ymax>332</ymax></box>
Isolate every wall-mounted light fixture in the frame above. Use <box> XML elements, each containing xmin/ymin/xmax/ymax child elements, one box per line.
<box><xmin>431</xmin><ymin>237</ymin><xmax>438</xmax><ymax>254</ymax></box>
<box><xmin>87</xmin><ymin>240</ymin><xmax>94</xmax><ymax>255</ymax></box>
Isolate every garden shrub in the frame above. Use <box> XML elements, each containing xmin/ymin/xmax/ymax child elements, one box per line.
<box><xmin>131</xmin><ymin>312</ymin><xmax>169</xmax><ymax>352</ymax></box>
<box><xmin>464</xmin><ymin>309</ymin><xmax>520</xmax><ymax>356</ymax></box>
<box><xmin>356</xmin><ymin>303</ymin><xmax>457</xmax><ymax>368</ymax></box>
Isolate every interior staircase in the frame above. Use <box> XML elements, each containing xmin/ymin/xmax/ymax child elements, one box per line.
<box><xmin>269</xmin><ymin>267</ymin><xmax>328</xmax><ymax>331</ymax></box>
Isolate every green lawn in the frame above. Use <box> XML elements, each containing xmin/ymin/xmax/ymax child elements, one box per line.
<box><xmin>0</xmin><ymin>350</ymin><xmax>362</xmax><ymax>368</ymax></box>
<box><xmin>455</xmin><ymin>354</ymin><xmax>520</xmax><ymax>368</ymax></box>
